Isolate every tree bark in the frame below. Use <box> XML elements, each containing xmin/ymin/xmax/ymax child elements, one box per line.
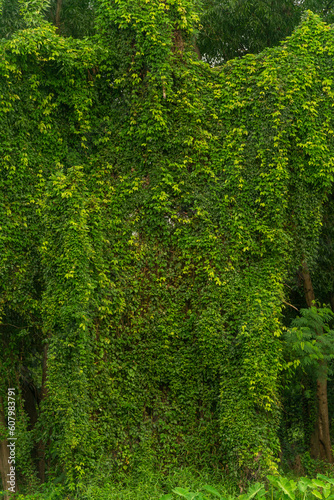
<box><xmin>37</xmin><ymin>344</ymin><xmax>48</xmax><ymax>482</ymax></box>
<box><xmin>301</xmin><ymin>260</ymin><xmax>315</xmax><ymax>307</ymax></box>
<box><xmin>0</xmin><ymin>396</ymin><xmax>10</xmax><ymax>500</ymax></box>
<box><xmin>316</xmin><ymin>375</ymin><xmax>333</xmax><ymax>462</ymax></box>
<box><xmin>193</xmin><ymin>38</ymin><xmax>201</xmax><ymax>60</ymax></box>
<box><xmin>55</xmin><ymin>0</ymin><xmax>62</xmax><ymax>33</ymax></box>
<box><xmin>301</xmin><ymin>261</ymin><xmax>333</xmax><ymax>463</ymax></box>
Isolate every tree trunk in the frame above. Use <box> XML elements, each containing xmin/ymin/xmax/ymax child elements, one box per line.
<box><xmin>37</xmin><ymin>344</ymin><xmax>48</xmax><ymax>482</ymax></box>
<box><xmin>301</xmin><ymin>260</ymin><xmax>315</xmax><ymax>307</ymax></box>
<box><xmin>316</xmin><ymin>375</ymin><xmax>333</xmax><ymax>462</ymax></box>
<box><xmin>55</xmin><ymin>0</ymin><xmax>62</xmax><ymax>33</ymax></box>
<box><xmin>301</xmin><ymin>261</ymin><xmax>334</xmax><ymax>463</ymax></box>
<box><xmin>0</xmin><ymin>396</ymin><xmax>10</xmax><ymax>500</ymax></box>
<box><xmin>193</xmin><ymin>38</ymin><xmax>201</xmax><ymax>60</ymax></box>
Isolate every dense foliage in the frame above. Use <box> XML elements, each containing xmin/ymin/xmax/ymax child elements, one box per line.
<box><xmin>0</xmin><ymin>0</ymin><xmax>334</xmax><ymax>497</ymax></box>
<box><xmin>198</xmin><ymin>0</ymin><xmax>334</xmax><ymax>63</ymax></box>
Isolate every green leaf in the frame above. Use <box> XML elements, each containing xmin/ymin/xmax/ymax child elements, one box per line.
<box><xmin>159</xmin><ymin>495</ymin><xmax>174</xmax><ymax>500</ymax></box>
<box><xmin>312</xmin><ymin>481</ymin><xmax>327</xmax><ymax>489</ymax></box>
<box><xmin>202</xmin><ymin>485</ymin><xmax>223</xmax><ymax>498</ymax></box>
<box><xmin>267</xmin><ymin>476</ymin><xmax>279</xmax><ymax>488</ymax></box>
<box><xmin>273</xmin><ymin>477</ymin><xmax>296</xmax><ymax>500</ymax></box>
<box><xmin>323</xmin><ymin>486</ymin><xmax>331</xmax><ymax>499</ymax></box>
<box><xmin>239</xmin><ymin>484</ymin><xmax>266</xmax><ymax>500</ymax></box>
<box><xmin>311</xmin><ymin>490</ymin><xmax>323</xmax><ymax>499</ymax></box>
<box><xmin>317</xmin><ymin>476</ymin><xmax>334</xmax><ymax>486</ymax></box>
<box><xmin>298</xmin><ymin>479</ymin><xmax>313</xmax><ymax>493</ymax></box>
<box><xmin>173</xmin><ymin>488</ymin><xmax>198</xmax><ymax>500</ymax></box>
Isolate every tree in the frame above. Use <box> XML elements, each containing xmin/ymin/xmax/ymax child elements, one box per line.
<box><xmin>1</xmin><ymin>1</ymin><xmax>334</xmax><ymax>493</ymax></box>
<box><xmin>286</xmin><ymin>306</ymin><xmax>334</xmax><ymax>463</ymax></box>
<box><xmin>197</xmin><ymin>0</ymin><xmax>334</xmax><ymax>63</ymax></box>
<box><xmin>44</xmin><ymin>0</ymin><xmax>96</xmax><ymax>37</ymax></box>
<box><xmin>0</xmin><ymin>0</ymin><xmax>96</xmax><ymax>39</ymax></box>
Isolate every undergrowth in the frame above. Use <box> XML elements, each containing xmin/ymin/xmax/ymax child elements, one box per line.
<box><xmin>4</xmin><ymin>465</ymin><xmax>334</xmax><ymax>500</ymax></box>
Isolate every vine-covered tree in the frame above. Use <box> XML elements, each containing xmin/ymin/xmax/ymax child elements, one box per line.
<box><xmin>0</xmin><ymin>0</ymin><xmax>334</xmax><ymax>496</ymax></box>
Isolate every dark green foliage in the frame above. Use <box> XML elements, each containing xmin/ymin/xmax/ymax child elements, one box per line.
<box><xmin>312</xmin><ymin>195</ymin><xmax>334</xmax><ymax>307</ymax></box>
<box><xmin>0</xmin><ymin>0</ymin><xmax>22</xmax><ymax>38</ymax></box>
<box><xmin>0</xmin><ymin>0</ymin><xmax>96</xmax><ymax>39</ymax></box>
<box><xmin>198</xmin><ymin>0</ymin><xmax>334</xmax><ymax>63</ymax></box>
<box><xmin>286</xmin><ymin>307</ymin><xmax>334</xmax><ymax>376</ymax></box>
<box><xmin>198</xmin><ymin>0</ymin><xmax>300</xmax><ymax>63</ymax></box>
<box><xmin>280</xmin><ymin>308</ymin><xmax>334</xmax><ymax>467</ymax></box>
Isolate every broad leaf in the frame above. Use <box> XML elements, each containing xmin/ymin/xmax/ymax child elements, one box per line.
<box><xmin>275</xmin><ymin>477</ymin><xmax>297</xmax><ymax>500</ymax></box>
<box><xmin>202</xmin><ymin>485</ymin><xmax>223</xmax><ymax>498</ymax></box>
<box><xmin>311</xmin><ymin>490</ymin><xmax>323</xmax><ymax>499</ymax></box>
<box><xmin>298</xmin><ymin>479</ymin><xmax>312</xmax><ymax>494</ymax></box>
<box><xmin>312</xmin><ymin>480</ymin><xmax>327</xmax><ymax>489</ymax></box>
<box><xmin>173</xmin><ymin>487</ymin><xmax>200</xmax><ymax>500</ymax></box>
<box><xmin>318</xmin><ymin>476</ymin><xmax>334</xmax><ymax>486</ymax></box>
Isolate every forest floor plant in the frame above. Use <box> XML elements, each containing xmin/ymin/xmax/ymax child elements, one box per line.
<box><xmin>4</xmin><ymin>467</ymin><xmax>334</xmax><ymax>500</ymax></box>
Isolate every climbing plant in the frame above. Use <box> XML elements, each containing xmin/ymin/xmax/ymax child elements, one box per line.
<box><xmin>0</xmin><ymin>0</ymin><xmax>334</xmax><ymax>493</ymax></box>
